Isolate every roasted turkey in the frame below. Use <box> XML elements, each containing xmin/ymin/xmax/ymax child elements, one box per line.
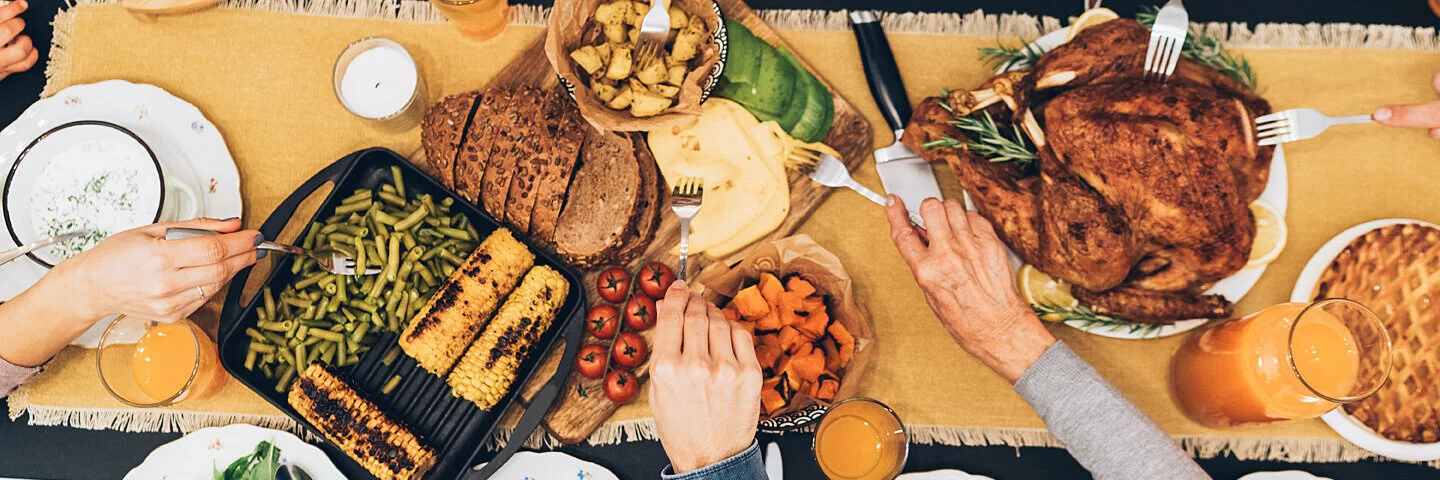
<box><xmin>903</xmin><ymin>19</ymin><xmax>1274</xmax><ymax>322</ymax></box>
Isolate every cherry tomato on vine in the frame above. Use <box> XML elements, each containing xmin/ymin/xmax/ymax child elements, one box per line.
<box><xmin>585</xmin><ymin>305</ymin><xmax>620</xmax><ymax>339</ymax></box>
<box><xmin>636</xmin><ymin>262</ymin><xmax>676</xmax><ymax>299</ymax></box>
<box><xmin>624</xmin><ymin>294</ymin><xmax>657</xmax><ymax>331</ymax></box>
<box><xmin>611</xmin><ymin>332</ymin><xmax>648</xmax><ymax>368</ymax></box>
<box><xmin>596</xmin><ymin>267</ymin><xmax>632</xmax><ymax>303</ymax></box>
<box><xmin>575</xmin><ymin>344</ymin><xmax>609</xmax><ymax>379</ymax></box>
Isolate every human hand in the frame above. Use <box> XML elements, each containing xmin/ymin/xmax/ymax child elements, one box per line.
<box><xmin>885</xmin><ymin>196</ymin><xmax>1055</xmax><ymax>383</ymax></box>
<box><xmin>56</xmin><ymin>217</ymin><xmax>261</xmax><ymax>323</ymax></box>
<box><xmin>1372</xmin><ymin>72</ymin><xmax>1440</xmax><ymax>138</ymax></box>
<box><xmin>649</xmin><ymin>281</ymin><xmax>763</xmax><ymax>474</ymax></box>
<box><xmin>0</xmin><ymin>1</ymin><xmax>38</xmax><ymax>83</ymax></box>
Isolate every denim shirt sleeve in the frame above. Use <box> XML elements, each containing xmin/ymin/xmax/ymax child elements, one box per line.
<box><xmin>661</xmin><ymin>441</ymin><xmax>766</xmax><ymax>480</ymax></box>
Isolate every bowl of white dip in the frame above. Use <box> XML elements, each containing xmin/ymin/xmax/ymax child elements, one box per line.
<box><xmin>3</xmin><ymin>121</ymin><xmax>166</xmax><ymax>268</ymax></box>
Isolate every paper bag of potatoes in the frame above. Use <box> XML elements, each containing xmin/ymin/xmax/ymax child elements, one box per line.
<box><xmin>546</xmin><ymin>0</ymin><xmax>722</xmax><ymax>132</ymax></box>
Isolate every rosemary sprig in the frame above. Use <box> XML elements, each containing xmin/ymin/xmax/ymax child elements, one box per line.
<box><xmin>1031</xmin><ymin>304</ymin><xmax>1167</xmax><ymax>336</ymax></box>
<box><xmin>921</xmin><ymin>111</ymin><xmax>1038</xmax><ymax>165</ymax></box>
<box><xmin>979</xmin><ymin>42</ymin><xmax>1047</xmax><ymax>71</ymax></box>
<box><xmin>1137</xmin><ymin>5</ymin><xmax>1258</xmax><ymax>90</ymax></box>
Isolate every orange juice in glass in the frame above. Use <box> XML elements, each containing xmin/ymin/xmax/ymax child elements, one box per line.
<box><xmin>98</xmin><ymin>316</ymin><xmax>227</xmax><ymax>407</ymax></box>
<box><xmin>431</xmin><ymin>0</ymin><xmax>509</xmax><ymax>40</ymax></box>
<box><xmin>813</xmin><ymin>398</ymin><xmax>908</xmax><ymax>480</ymax></box>
<box><xmin>1170</xmin><ymin>299</ymin><xmax>1391</xmax><ymax>428</ymax></box>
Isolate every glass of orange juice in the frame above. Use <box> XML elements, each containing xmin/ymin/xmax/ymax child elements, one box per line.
<box><xmin>430</xmin><ymin>0</ymin><xmax>509</xmax><ymax>40</ymax></box>
<box><xmin>97</xmin><ymin>316</ymin><xmax>227</xmax><ymax>407</ymax></box>
<box><xmin>1171</xmin><ymin>299</ymin><xmax>1391</xmax><ymax>428</ymax></box>
<box><xmin>813</xmin><ymin>398</ymin><xmax>908</xmax><ymax>480</ymax></box>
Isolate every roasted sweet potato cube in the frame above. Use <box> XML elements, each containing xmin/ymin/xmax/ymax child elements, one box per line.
<box><xmin>721</xmin><ymin>306</ymin><xmax>740</xmax><ymax>322</ymax></box>
<box><xmin>821</xmin><ymin>338</ymin><xmax>843</xmax><ymax>372</ymax></box>
<box><xmin>761</xmin><ymin>378</ymin><xmax>787</xmax><ymax>414</ymax></box>
<box><xmin>808</xmin><ymin>373</ymin><xmax>840</xmax><ymax>402</ymax></box>
<box><xmin>758</xmin><ymin>273</ymin><xmax>784</xmax><ymax>305</ymax></box>
<box><xmin>757</xmin><ymin>311</ymin><xmax>783</xmax><ymax>331</ymax></box>
<box><xmin>800</xmin><ymin>296</ymin><xmax>826</xmax><ymax>314</ymax></box>
<box><xmin>786</xmin><ymin>276</ymin><xmax>817</xmax><ymax>298</ymax></box>
<box><xmin>791</xmin><ymin>347</ymin><xmax>826</xmax><ymax>383</ymax></box>
<box><xmin>755</xmin><ymin>344</ymin><xmax>783</xmax><ymax>373</ymax></box>
<box><xmin>827</xmin><ymin>322</ymin><xmax>855</xmax><ymax>368</ymax></box>
<box><xmin>758</xmin><ymin>331</ymin><xmax>782</xmax><ymax>351</ymax></box>
<box><xmin>779</xmin><ymin>370</ymin><xmax>801</xmax><ymax>396</ymax></box>
<box><xmin>777</xmin><ymin>326</ymin><xmax>806</xmax><ymax>354</ymax></box>
<box><xmin>795</xmin><ymin>310</ymin><xmax>829</xmax><ymax>339</ymax></box>
<box><xmin>732</xmin><ymin>286</ymin><xmax>770</xmax><ymax>319</ymax></box>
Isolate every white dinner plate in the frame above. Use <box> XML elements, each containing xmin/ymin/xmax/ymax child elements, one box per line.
<box><xmin>125</xmin><ymin>424</ymin><xmax>343</xmax><ymax>480</ymax></box>
<box><xmin>966</xmin><ymin>28</ymin><xmax>1288</xmax><ymax>339</ymax></box>
<box><xmin>1238</xmin><ymin>471</ymin><xmax>1333</xmax><ymax>480</ymax></box>
<box><xmin>1289</xmin><ymin>218</ymin><xmax>1440</xmax><ymax>462</ymax></box>
<box><xmin>472</xmin><ymin>451</ymin><xmax>621</xmax><ymax>480</ymax></box>
<box><xmin>0</xmin><ymin>80</ymin><xmax>243</xmax><ymax>346</ymax></box>
<box><xmin>896</xmin><ymin>469</ymin><xmax>996</xmax><ymax>480</ymax></box>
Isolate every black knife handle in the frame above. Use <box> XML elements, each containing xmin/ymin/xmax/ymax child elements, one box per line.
<box><xmin>850</xmin><ymin>10</ymin><xmax>911</xmax><ymax>131</ymax></box>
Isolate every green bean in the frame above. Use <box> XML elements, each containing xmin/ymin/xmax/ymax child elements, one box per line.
<box><xmin>399</xmin><ymin>231</ymin><xmax>417</xmax><ymax>251</ymax></box>
<box><xmin>257</xmin><ymin>320</ymin><xmax>292</xmax><ymax>332</ymax></box>
<box><xmin>347</xmin><ymin>300</ymin><xmax>379</xmax><ymax>315</ymax></box>
<box><xmin>416</xmin><ymin>266</ymin><xmax>436</xmax><ymax>287</ymax></box>
<box><xmin>464</xmin><ymin>223</ymin><xmax>479</xmax><ymax>240</ymax></box>
<box><xmin>371</xmin><ymin>208</ymin><xmax>401</xmax><ymax>225</ymax></box>
<box><xmin>302</xmin><ymin>222</ymin><xmax>321</xmax><ymax>250</ymax></box>
<box><xmin>244</xmin><ymin>350</ymin><xmax>258</xmax><ymax>370</ymax></box>
<box><xmin>391</xmin><ymin>166</ymin><xmax>406</xmax><ymax>199</ymax></box>
<box><xmin>422</xmin><ymin>216</ymin><xmax>445</xmax><ymax>229</ymax></box>
<box><xmin>321</xmin><ymin>348</ymin><xmax>336</xmax><ymax>364</ymax></box>
<box><xmin>328</xmin><ymin>243</ymin><xmax>357</xmax><ymax>258</ymax></box>
<box><xmin>340</xmin><ymin>190</ymin><xmax>372</xmax><ymax>204</ymax></box>
<box><xmin>274</xmin><ymin>366</ymin><xmax>295</xmax><ymax>393</ymax></box>
<box><xmin>350</xmin><ymin>322</ymin><xmax>371</xmax><ymax>343</ymax></box>
<box><xmin>393</xmin><ymin>205</ymin><xmax>428</xmax><ymax>231</ymax></box>
<box><xmin>300</xmin><ymin>319</ymin><xmax>332</xmax><ymax>329</ymax></box>
<box><xmin>296</xmin><ymin>324</ymin><xmax>310</xmax><ymax>341</ymax></box>
<box><xmin>318</xmin><ymin>223</ymin><xmax>342</xmax><ymax>235</ymax></box>
<box><xmin>381</xmin><ymin>344</ymin><xmax>402</xmax><ymax>366</ymax></box>
<box><xmin>437</xmin><ymin>248</ymin><xmax>465</xmax><ymax>266</ymax></box>
<box><xmin>378</xmin><ymin>190</ymin><xmax>407</xmax><ymax>208</ymax></box>
<box><xmin>309</xmin><ymin>329</ymin><xmax>345</xmax><ymax>342</ymax></box>
<box><xmin>416</xmin><ymin>228</ymin><xmax>441</xmax><ymax>240</ymax></box>
<box><xmin>334</xmin><ymin>199</ymin><xmax>371</xmax><ymax>215</ymax></box>
<box><xmin>335</xmin><ymin>276</ymin><xmax>348</xmax><ymax>303</ymax></box>
<box><xmin>262</xmin><ymin>288</ymin><xmax>276</xmax><ymax>321</ymax></box>
<box><xmin>382</xmin><ymin>375</ymin><xmax>402</xmax><ymax>395</ymax></box>
<box><xmin>276</xmin><ymin>346</ymin><xmax>297</xmax><ymax>366</ymax></box>
<box><xmin>420</xmin><ymin>195</ymin><xmax>437</xmax><ymax>217</ymax></box>
<box><xmin>248</xmin><ymin>342</ymin><xmax>276</xmax><ymax>354</ymax></box>
<box><xmin>336</xmin><ymin>340</ymin><xmax>347</xmax><ymax>364</ymax></box>
<box><xmin>332</xmin><ymin>224</ymin><xmax>368</xmax><ymax>237</ymax></box>
<box><xmin>262</xmin><ymin>331</ymin><xmax>287</xmax><ymax>346</ymax></box>
<box><xmin>421</xmin><ymin>240</ymin><xmax>452</xmax><ymax>261</ymax></box>
<box><xmin>294</xmin><ymin>344</ymin><xmax>307</xmax><ymax>371</ymax></box>
<box><xmin>384</xmin><ymin>236</ymin><xmax>401</xmax><ymax>281</ymax></box>
<box><xmin>352</xmin><ymin>235</ymin><xmax>366</xmax><ymax>278</ymax></box>
<box><xmin>245</xmin><ymin>328</ymin><xmax>268</xmax><ymax>343</ymax></box>
<box><xmin>293</xmin><ymin>271</ymin><xmax>328</xmax><ymax>290</ymax></box>
<box><xmin>381</xmin><ymin>183</ymin><xmax>397</xmax><ymax>194</ymax></box>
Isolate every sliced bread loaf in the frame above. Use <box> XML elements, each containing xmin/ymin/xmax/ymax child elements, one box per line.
<box><xmin>418</xmin><ymin>91</ymin><xmax>481</xmax><ymax>189</ymax></box>
<box><xmin>454</xmin><ymin>88</ymin><xmax>515</xmax><ymax>204</ymax></box>
<box><xmin>613</xmin><ymin>134</ymin><xmax>662</xmax><ymax>265</ymax></box>
<box><xmin>503</xmin><ymin>90</ymin><xmax>566</xmax><ymax>234</ymax></box>
<box><xmin>521</xmin><ymin>93</ymin><xmax>587</xmax><ymax>242</ymax></box>
<box><xmin>553</xmin><ymin>129</ymin><xmax>643</xmax><ymax>268</ymax></box>
<box><xmin>481</xmin><ymin>86</ymin><xmax>546</xmax><ymax>221</ymax></box>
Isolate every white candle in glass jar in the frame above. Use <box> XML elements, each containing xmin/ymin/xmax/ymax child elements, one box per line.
<box><xmin>337</xmin><ymin>45</ymin><xmax>419</xmax><ymax>119</ymax></box>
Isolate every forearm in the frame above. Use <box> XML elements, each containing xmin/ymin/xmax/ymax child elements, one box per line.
<box><xmin>962</xmin><ymin>311</ymin><xmax>1057</xmax><ymax>384</ymax></box>
<box><xmin>0</xmin><ymin>265</ymin><xmax>100</xmax><ymax>367</ymax></box>
<box><xmin>661</xmin><ymin>441</ymin><xmax>765</xmax><ymax>480</ymax></box>
<box><xmin>1016</xmin><ymin>342</ymin><xmax>1209</xmax><ymax>480</ymax></box>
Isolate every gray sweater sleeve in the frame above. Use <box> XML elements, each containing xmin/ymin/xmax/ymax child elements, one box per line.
<box><xmin>1015</xmin><ymin>342</ymin><xmax>1210</xmax><ymax>480</ymax></box>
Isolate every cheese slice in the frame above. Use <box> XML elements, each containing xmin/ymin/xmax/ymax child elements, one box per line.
<box><xmin>648</xmin><ymin>99</ymin><xmax>790</xmax><ymax>256</ymax></box>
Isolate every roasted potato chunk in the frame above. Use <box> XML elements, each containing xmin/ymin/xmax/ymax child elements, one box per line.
<box><xmin>570</xmin><ymin>45</ymin><xmax>604</xmax><ymax>76</ymax></box>
<box><xmin>635</xmin><ymin>59</ymin><xmax>669</xmax><ymax>85</ymax></box>
<box><xmin>629</xmin><ymin>89</ymin><xmax>671</xmax><ymax>117</ymax></box>
<box><xmin>605</xmin><ymin>45</ymin><xmax>633</xmax><ymax>80</ymax></box>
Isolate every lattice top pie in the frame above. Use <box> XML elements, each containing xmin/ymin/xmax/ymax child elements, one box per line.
<box><xmin>1314</xmin><ymin>223</ymin><xmax>1440</xmax><ymax>443</ymax></box>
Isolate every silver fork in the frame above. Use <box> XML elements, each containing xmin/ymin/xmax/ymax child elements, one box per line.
<box><xmin>670</xmin><ymin>176</ymin><xmax>703</xmax><ymax>281</ymax></box>
<box><xmin>808</xmin><ymin>154</ymin><xmax>926</xmax><ymax>229</ymax></box>
<box><xmin>1255</xmin><ymin>108</ymin><xmax>1374</xmax><ymax>146</ymax></box>
<box><xmin>1144</xmin><ymin>0</ymin><xmax>1188</xmax><ymax>79</ymax></box>
<box><xmin>165</xmin><ymin>228</ymin><xmax>382</xmax><ymax>276</ymax></box>
<box><xmin>634</xmin><ymin>0</ymin><xmax>671</xmax><ymax>68</ymax></box>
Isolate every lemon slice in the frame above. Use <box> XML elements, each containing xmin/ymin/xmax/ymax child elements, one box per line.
<box><xmin>1066</xmin><ymin>8</ymin><xmax>1120</xmax><ymax>41</ymax></box>
<box><xmin>1018</xmin><ymin>264</ymin><xmax>1079</xmax><ymax>313</ymax></box>
<box><xmin>1246</xmin><ymin>200</ymin><xmax>1287</xmax><ymax>268</ymax></box>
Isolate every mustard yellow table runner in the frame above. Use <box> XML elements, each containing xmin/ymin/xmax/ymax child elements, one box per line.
<box><xmin>12</xmin><ymin>0</ymin><xmax>1440</xmax><ymax>467</ymax></box>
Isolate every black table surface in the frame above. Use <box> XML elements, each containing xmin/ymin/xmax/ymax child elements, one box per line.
<box><xmin>2</xmin><ymin>1</ymin><xmax>1438</xmax><ymax>479</ymax></box>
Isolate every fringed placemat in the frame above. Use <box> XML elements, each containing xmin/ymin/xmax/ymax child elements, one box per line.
<box><xmin>13</xmin><ymin>0</ymin><xmax>1440</xmax><ymax>468</ymax></box>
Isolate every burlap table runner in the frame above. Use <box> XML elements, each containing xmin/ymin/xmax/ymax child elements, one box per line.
<box><xmin>11</xmin><ymin>0</ymin><xmax>1440</xmax><ymax>466</ymax></box>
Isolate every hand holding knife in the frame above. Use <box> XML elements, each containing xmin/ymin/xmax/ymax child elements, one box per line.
<box><xmin>850</xmin><ymin>11</ymin><xmax>944</xmax><ymax>217</ymax></box>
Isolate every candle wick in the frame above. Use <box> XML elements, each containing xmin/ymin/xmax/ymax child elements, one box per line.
<box><xmin>375</xmin><ymin>82</ymin><xmax>382</xmax><ymax>89</ymax></box>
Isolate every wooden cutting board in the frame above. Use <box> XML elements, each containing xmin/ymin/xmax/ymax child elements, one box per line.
<box><xmin>507</xmin><ymin>0</ymin><xmax>874</xmax><ymax>444</ymax></box>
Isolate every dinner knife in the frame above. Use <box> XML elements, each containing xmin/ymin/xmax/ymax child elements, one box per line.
<box><xmin>850</xmin><ymin>10</ymin><xmax>943</xmax><ymax>214</ymax></box>
<box><xmin>0</xmin><ymin>230</ymin><xmax>86</xmax><ymax>266</ymax></box>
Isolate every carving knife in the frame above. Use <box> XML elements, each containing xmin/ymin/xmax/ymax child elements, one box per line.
<box><xmin>850</xmin><ymin>11</ymin><xmax>943</xmax><ymax>215</ymax></box>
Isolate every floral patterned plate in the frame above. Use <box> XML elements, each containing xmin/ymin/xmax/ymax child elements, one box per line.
<box><xmin>0</xmin><ymin>80</ymin><xmax>242</xmax><ymax>346</ymax></box>
<box><xmin>472</xmin><ymin>451</ymin><xmax>620</xmax><ymax>480</ymax></box>
<box><xmin>125</xmin><ymin>423</ymin><xmax>343</xmax><ymax>480</ymax></box>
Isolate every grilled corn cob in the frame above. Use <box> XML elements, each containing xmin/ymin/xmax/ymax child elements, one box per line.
<box><xmin>400</xmin><ymin>227</ymin><xmax>535</xmax><ymax>376</ymax></box>
<box><xmin>288</xmin><ymin>363</ymin><xmax>436</xmax><ymax>480</ymax></box>
<box><xmin>447</xmin><ymin>265</ymin><xmax>569</xmax><ymax>410</ymax></box>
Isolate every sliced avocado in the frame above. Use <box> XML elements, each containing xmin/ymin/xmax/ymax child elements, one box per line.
<box><xmin>749</xmin><ymin>45</ymin><xmax>796</xmax><ymax>116</ymax></box>
<box><xmin>775</xmin><ymin>49</ymin><xmax>814</xmax><ymax>132</ymax></box>
<box><xmin>722</xmin><ymin>19</ymin><xmax>762</xmax><ymax>87</ymax></box>
<box><xmin>715</xmin><ymin>78</ymin><xmax>773</xmax><ymax>116</ymax></box>
<box><xmin>777</xmin><ymin>47</ymin><xmax>835</xmax><ymax>143</ymax></box>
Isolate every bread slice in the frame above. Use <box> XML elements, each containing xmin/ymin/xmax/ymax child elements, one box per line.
<box><xmin>613</xmin><ymin>134</ymin><xmax>662</xmax><ymax>265</ymax></box>
<box><xmin>482</xmin><ymin>86</ymin><xmax>547</xmax><ymax>221</ymax></box>
<box><xmin>553</xmin><ymin>129</ymin><xmax>643</xmax><ymax>268</ymax></box>
<box><xmin>455</xmin><ymin>88</ymin><xmax>515</xmax><ymax>204</ymax></box>
<box><xmin>503</xmin><ymin>90</ymin><xmax>565</xmax><ymax>234</ymax></box>
<box><xmin>525</xmin><ymin>94</ymin><xmax>587</xmax><ymax>242</ymax></box>
<box><xmin>419</xmin><ymin>91</ymin><xmax>481</xmax><ymax>189</ymax></box>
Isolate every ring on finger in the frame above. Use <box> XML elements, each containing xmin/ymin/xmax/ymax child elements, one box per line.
<box><xmin>196</xmin><ymin>285</ymin><xmax>207</xmax><ymax>301</ymax></box>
